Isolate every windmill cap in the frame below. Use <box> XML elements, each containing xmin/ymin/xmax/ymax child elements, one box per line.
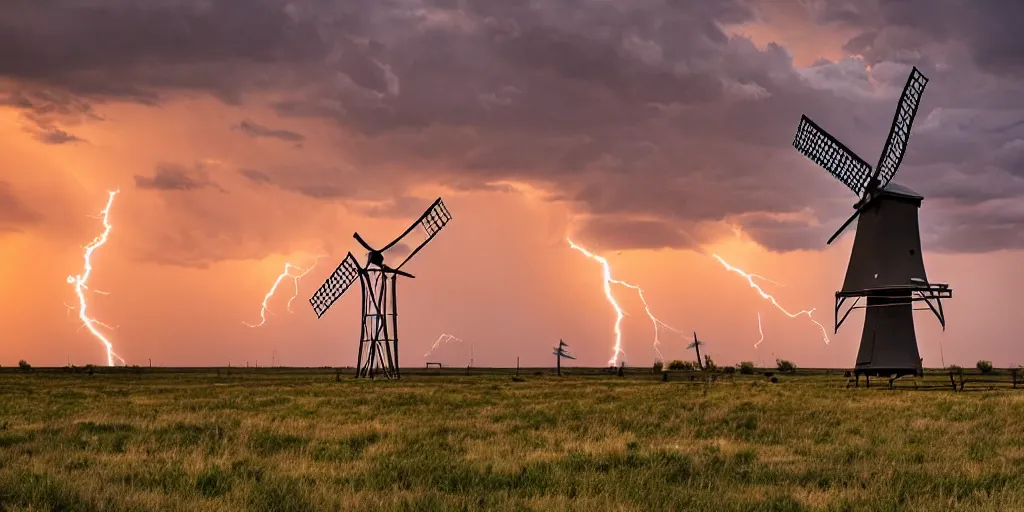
<box><xmin>880</xmin><ymin>182</ymin><xmax>923</xmax><ymax>200</ymax></box>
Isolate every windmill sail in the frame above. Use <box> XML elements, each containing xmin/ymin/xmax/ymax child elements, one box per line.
<box><xmin>793</xmin><ymin>115</ymin><xmax>873</xmax><ymax>198</ymax></box>
<box><xmin>874</xmin><ymin>67</ymin><xmax>929</xmax><ymax>190</ymax></box>
<box><xmin>353</xmin><ymin>198</ymin><xmax>453</xmax><ymax>270</ymax></box>
<box><xmin>309</xmin><ymin>252</ymin><xmax>361</xmax><ymax>318</ymax></box>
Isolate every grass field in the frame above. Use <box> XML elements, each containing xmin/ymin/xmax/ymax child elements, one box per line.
<box><xmin>0</xmin><ymin>367</ymin><xmax>1022</xmax><ymax>511</ymax></box>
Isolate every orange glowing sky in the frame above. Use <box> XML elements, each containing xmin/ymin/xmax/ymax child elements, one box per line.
<box><xmin>1</xmin><ymin>1</ymin><xmax>1022</xmax><ymax>368</ymax></box>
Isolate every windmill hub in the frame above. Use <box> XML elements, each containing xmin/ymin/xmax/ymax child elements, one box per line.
<box><xmin>792</xmin><ymin>66</ymin><xmax>952</xmax><ymax>380</ymax></box>
<box><xmin>367</xmin><ymin>250</ymin><xmax>384</xmax><ymax>267</ymax></box>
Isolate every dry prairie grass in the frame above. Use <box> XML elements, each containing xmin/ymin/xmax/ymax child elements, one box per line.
<box><xmin>0</xmin><ymin>368</ymin><xmax>1022</xmax><ymax>511</ymax></box>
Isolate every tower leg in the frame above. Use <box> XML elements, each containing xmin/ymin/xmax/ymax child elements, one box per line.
<box><xmin>356</xmin><ymin>276</ymin><xmax>368</xmax><ymax>378</ymax></box>
<box><xmin>391</xmin><ymin>274</ymin><xmax>400</xmax><ymax>379</ymax></box>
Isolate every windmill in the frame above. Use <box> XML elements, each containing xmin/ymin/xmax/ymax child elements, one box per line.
<box><xmin>792</xmin><ymin>67</ymin><xmax>952</xmax><ymax>380</ymax></box>
<box><xmin>688</xmin><ymin>332</ymin><xmax>705</xmax><ymax>370</ymax></box>
<box><xmin>309</xmin><ymin>198</ymin><xmax>453</xmax><ymax>379</ymax></box>
<box><xmin>553</xmin><ymin>339</ymin><xmax>576</xmax><ymax>376</ymax></box>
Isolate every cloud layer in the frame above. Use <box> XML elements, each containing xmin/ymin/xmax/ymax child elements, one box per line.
<box><xmin>1</xmin><ymin>0</ymin><xmax>1022</xmax><ymax>260</ymax></box>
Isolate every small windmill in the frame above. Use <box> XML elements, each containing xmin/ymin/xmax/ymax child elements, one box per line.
<box><xmin>688</xmin><ymin>332</ymin><xmax>706</xmax><ymax>370</ymax></box>
<box><xmin>309</xmin><ymin>198</ymin><xmax>453</xmax><ymax>379</ymax></box>
<box><xmin>792</xmin><ymin>67</ymin><xmax>951</xmax><ymax>380</ymax></box>
<box><xmin>553</xmin><ymin>339</ymin><xmax>575</xmax><ymax>376</ymax></box>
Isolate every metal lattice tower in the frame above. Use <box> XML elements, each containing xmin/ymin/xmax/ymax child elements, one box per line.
<box><xmin>309</xmin><ymin>198</ymin><xmax>453</xmax><ymax>379</ymax></box>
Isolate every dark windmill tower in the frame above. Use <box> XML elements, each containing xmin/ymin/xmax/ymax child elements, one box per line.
<box><xmin>792</xmin><ymin>67</ymin><xmax>951</xmax><ymax>380</ymax></box>
<box><xmin>309</xmin><ymin>198</ymin><xmax>453</xmax><ymax>379</ymax></box>
<box><xmin>553</xmin><ymin>339</ymin><xmax>576</xmax><ymax>376</ymax></box>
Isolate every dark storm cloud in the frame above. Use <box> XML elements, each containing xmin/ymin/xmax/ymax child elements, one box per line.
<box><xmin>135</xmin><ymin>163</ymin><xmax>223</xmax><ymax>192</ymax></box>
<box><xmin>232</xmin><ymin>120</ymin><xmax>306</xmax><ymax>145</ymax></box>
<box><xmin>1</xmin><ymin>0</ymin><xmax>1022</xmax><ymax>256</ymax></box>
<box><xmin>0</xmin><ymin>181</ymin><xmax>37</xmax><ymax>232</ymax></box>
<box><xmin>1</xmin><ymin>88</ymin><xmax>95</xmax><ymax>143</ymax></box>
<box><xmin>0</xmin><ymin>0</ymin><xmax>332</xmax><ymax>101</ymax></box>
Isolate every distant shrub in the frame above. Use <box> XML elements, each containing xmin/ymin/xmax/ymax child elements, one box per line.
<box><xmin>653</xmin><ymin>361</ymin><xmax>664</xmax><ymax>373</ymax></box>
<box><xmin>947</xmin><ymin>365</ymin><xmax>963</xmax><ymax>375</ymax></box>
<box><xmin>668</xmin><ymin>360</ymin><xmax>695</xmax><ymax>371</ymax></box>
<box><xmin>723</xmin><ymin>366</ymin><xmax>735</xmax><ymax>375</ymax></box>
<box><xmin>976</xmin><ymin>360</ymin><xmax>993</xmax><ymax>374</ymax></box>
<box><xmin>703</xmin><ymin>355</ymin><xmax>717</xmax><ymax>372</ymax></box>
<box><xmin>776</xmin><ymin>359</ymin><xmax>797</xmax><ymax>373</ymax></box>
<box><xmin>17</xmin><ymin>360</ymin><xmax>30</xmax><ymax>371</ymax></box>
<box><xmin>738</xmin><ymin>361</ymin><xmax>755</xmax><ymax>375</ymax></box>
<box><xmin>770</xmin><ymin>376</ymin><xmax>779</xmax><ymax>384</ymax></box>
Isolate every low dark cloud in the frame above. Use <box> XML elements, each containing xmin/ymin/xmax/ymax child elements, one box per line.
<box><xmin>1</xmin><ymin>0</ymin><xmax>1022</xmax><ymax>257</ymax></box>
<box><xmin>34</xmin><ymin>127</ymin><xmax>84</xmax><ymax>145</ymax></box>
<box><xmin>238</xmin><ymin>168</ymin><xmax>273</xmax><ymax>185</ymax></box>
<box><xmin>232</xmin><ymin>119</ymin><xmax>305</xmax><ymax>145</ymax></box>
<box><xmin>385</xmin><ymin>243</ymin><xmax>412</xmax><ymax>259</ymax></box>
<box><xmin>135</xmin><ymin>163</ymin><xmax>224</xmax><ymax>192</ymax></box>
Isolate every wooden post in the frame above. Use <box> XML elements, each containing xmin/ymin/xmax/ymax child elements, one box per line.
<box><xmin>556</xmin><ymin>350</ymin><xmax>561</xmax><ymax>376</ymax></box>
<box><xmin>949</xmin><ymin>372</ymin><xmax>957</xmax><ymax>392</ymax></box>
<box><xmin>693</xmin><ymin>332</ymin><xmax>703</xmax><ymax>370</ymax></box>
<box><xmin>1013</xmin><ymin>369</ymin><xmax>1019</xmax><ymax>389</ymax></box>
<box><xmin>516</xmin><ymin>357</ymin><xmax>520</xmax><ymax>377</ymax></box>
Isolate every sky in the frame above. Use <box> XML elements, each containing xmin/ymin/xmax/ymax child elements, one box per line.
<box><xmin>1</xmin><ymin>0</ymin><xmax>1022</xmax><ymax>369</ymax></box>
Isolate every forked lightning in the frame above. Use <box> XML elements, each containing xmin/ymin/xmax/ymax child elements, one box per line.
<box><xmin>244</xmin><ymin>256</ymin><xmax>325</xmax><ymax>328</ymax></box>
<box><xmin>567</xmin><ymin>238</ymin><xmax>686</xmax><ymax>365</ymax></box>
<box><xmin>569</xmin><ymin>235</ymin><xmax>829</xmax><ymax>360</ymax></box>
<box><xmin>424</xmin><ymin>333</ymin><xmax>463</xmax><ymax>358</ymax></box>
<box><xmin>711</xmin><ymin>254</ymin><xmax>830</xmax><ymax>345</ymax></box>
<box><xmin>66</xmin><ymin>190</ymin><xmax>125</xmax><ymax>366</ymax></box>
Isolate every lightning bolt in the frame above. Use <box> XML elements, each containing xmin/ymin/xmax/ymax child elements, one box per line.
<box><xmin>614</xmin><ymin>281</ymin><xmax>687</xmax><ymax>363</ymax></box>
<box><xmin>243</xmin><ymin>255</ymin><xmax>325</xmax><ymax>328</ymax></box>
<box><xmin>66</xmin><ymin>190</ymin><xmax>125</xmax><ymax>367</ymax></box>
<box><xmin>754</xmin><ymin>312</ymin><xmax>764</xmax><ymax>348</ymax></box>
<box><xmin>711</xmin><ymin>254</ymin><xmax>830</xmax><ymax>345</ymax></box>
<box><xmin>424</xmin><ymin>333</ymin><xmax>463</xmax><ymax>358</ymax></box>
<box><xmin>567</xmin><ymin>238</ymin><xmax>685</xmax><ymax>365</ymax></box>
<box><xmin>751</xmin><ymin>274</ymin><xmax>784</xmax><ymax>287</ymax></box>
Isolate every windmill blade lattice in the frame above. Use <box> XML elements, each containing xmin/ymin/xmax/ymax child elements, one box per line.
<box><xmin>309</xmin><ymin>253</ymin><xmax>361</xmax><ymax>318</ymax></box>
<box><xmin>793</xmin><ymin>115</ymin><xmax>874</xmax><ymax>197</ymax></box>
<box><xmin>874</xmin><ymin>67</ymin><xmax>929</xmax><ymax>190</ymax></box>
<box><xmin>394</xmin><ymin>198</ymin><xmax>453</xmax><ymax>270</ymax></box>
